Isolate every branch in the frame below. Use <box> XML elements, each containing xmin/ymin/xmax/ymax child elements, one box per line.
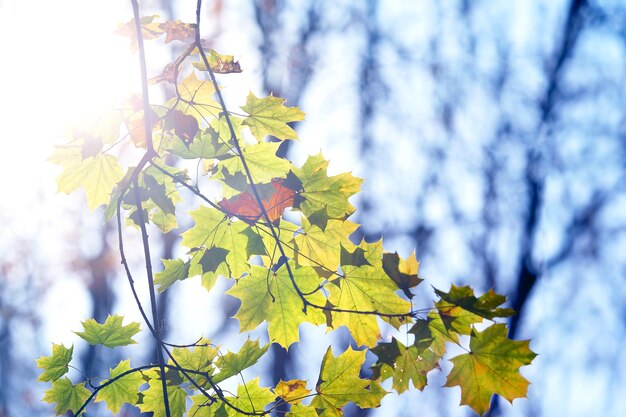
<box><xmin>194</xmin><ymin>0</ymin><xmax>313</xmax><ymax>313</ymax></box>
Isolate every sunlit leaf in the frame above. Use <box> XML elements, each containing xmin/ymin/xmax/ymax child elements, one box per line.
<box><xmin>227</xmin><ymin>378</ymin><xmax>276</xmax><ymax>417</ymax></box>
<box><xmin>312</xmin><ymin>347</ymin><xmax>387</xmax><ymax>411</ymax></box>
<box><xmin>43</xmin><ymin>377</ymin><xmax>90</xmax><ymax>416</ymax></box>
<box><xmin>213</xmin><ymin>339</ymin><xmax>269</xmax><ymax>383</ymax></box>
<box><xmin>36</xmin><ymin>344</ymin><xmax>73</xmax><ymax>382</ymax></box>
<box><xmin>74</xmin><ymin>314</ymin><xmax>140</xmax><ymax>348</ymax></box>
<box><xmin>95</xmin><ymin>360</ymin><xmax>144</xmax><ymax>414</ymax></box>
<box><xmin>138</xmin><ymin>376</ymin><xmax>187</xmax><ymax>417</ymax></box>
<box><xmin>56</xmin><ymin>153</ymin><xmax>124</xmax><ymax>212</ymax></box>
<box><xmin>193</xmin><ymin>49</ymin><xmax>243</xmax><ymax>74</ymax></box>
<box><xmin>154</xmin><ymin>258</ymin><xmax>191</xmax><ymax>292</ymax></box>
<box><xmin>292</xmin><ymin>153</ymin><xmax>363</xmax><ymax>219</ymax></box>
<box><xmin>241</xmin><ymin>92</ymin><xmax>305</xmax><ymax>141</ymax></box>
<box><xmin>445</xmin><ymin>324</ymin><xmax>537</xmax><ymax>415</ymax></box>
<box><xmin>275</xmin><ymin>379</ymin><xmax>311</xmax><ymax>404</ymax></box>
<box><xmin>227</xmin><ymin>262</ymin><xmax>326</xmax><ymax>347</ymax></box>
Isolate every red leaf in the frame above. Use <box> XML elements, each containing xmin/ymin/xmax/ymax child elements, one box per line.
<box><xmin>218</xmin><ymin>178</ymin><xmax>297</xmax><ymax>224</ymax></box>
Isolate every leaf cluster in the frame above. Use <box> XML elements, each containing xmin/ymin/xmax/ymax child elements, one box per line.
<box><xmin>41</xmin><ymin>11</ymin><xmax>536</xmax><ymax>417</ymax></box>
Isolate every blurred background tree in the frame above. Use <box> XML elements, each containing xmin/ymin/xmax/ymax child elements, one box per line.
<box><xmin>0</xmin><ymin>0</ymin><xmax>625</xmax><ymax>416</ymax></box>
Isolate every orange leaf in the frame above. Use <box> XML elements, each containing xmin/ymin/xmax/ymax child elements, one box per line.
<box><xmin>159</xmin><ymin>20</ymin><xmax>195</xmax><ymax>44</ymax></box>
<box><xmin>218</xmin><ymin>178</ymin><xmax>297</xmax><ymax>224</ymax></box>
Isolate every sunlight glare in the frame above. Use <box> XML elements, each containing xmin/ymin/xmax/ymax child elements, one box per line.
<box><xmin>0</xmin><ymin>0</ymin><xmax>137</xmax><ymax>205</ymax></box>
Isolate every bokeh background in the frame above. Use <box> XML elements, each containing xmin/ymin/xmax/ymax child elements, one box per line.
<box><xmin>1</xmin><ymin>0</ymin><xmax>625</xmax><ymax>416</ymax></box>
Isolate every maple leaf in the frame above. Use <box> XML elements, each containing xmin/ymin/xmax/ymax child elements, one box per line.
<box><xmin>371</xmin><ymin>338</ymin><xmax>439</xmax><ymax>393</ymax></box>
<box><xmin>123</xmin><ymin>164</ymin><xmax>184</xmax><ymax>233</ymax></box>
<box><xmin>275</xmin><ymin>379</ymin><xmax>311</xmax><ymax>404</ymax></box>
<box><xmin>43</xmin><ymin>377</ymin><xmax>90</xmax><ymax>416</ymax></box>
<box><xmin>409</xmin><ymin>311</ymin><xmax>458</xmax><ymax>358</ymax></box>
<box><xmin>114</xmin><ymin>15</ymin><xmax>165</xmax><ymax>52</ymax></box>
<box><xmin>154</xmin><ymin>258</ymin><xmax>191</xmax><ymax>292</ymax></box>
<box><xmin>56</xmin><ymin>152</ymin><xmax>124</xmax><ymax>211</ymax></box>
<box><xmin>435</xmin><ymin>285</ymin><xmax>515</xmax><ymax>335</ymax></box>
<box><xmin>227</xmin><ymin>262</ymin><xmax>326</xmax><ymax>348</ymax></box>
<box><xmin>165</xmin><ymin>108</ymin><xmax>199</xmax><ymax>143</ymax></box>
<box><xmin>193</xmin><ymin>49</ymin><xmax>243</xmax><ymax>74</ymax></box>
<box><xmin>293</xmin><ymin>216</ymin><xmax>359</xmax><ymax>271</ymax></box>
<box><xmin>219</xmin><ymin>141</ymin><xmax>292</xmax><ymax>184</ymax></box>
<box><xmin>74</xmin><ymin>314</ymin><xmax>141</xmax><ymax>348</ymax></box>
<box><xmin>166</xmin><ymin>125</ymin><xmax>232</xmax><ymax>160</ymax></box>
<box><xmin>382</xmin><ymin>251</ymin><xmax>422</xmax><ymax>299</ymax></box>
<box><xmin>182</xmin><ymin>206</ymin><xmax>256</xmax><ymax>279</ymax></box>
<box><xmin>328</xmin><ymin>240</ymin><xmax>411</xmax><ymax>347</ymax></box>
<box><xmin>188</xmin><ymin>394</ymin><xmax>227</xmax><ymax>417</ymax></box>
<box><xmin>176</xmin><ymin>72</ymin><xmax>220</xmax><ymax>123</ymax></box>
<box><xmin>292</xmin><ymin>153</ymin><xmax>363</xmax><ymax>219</ymax></box>
<box><xmin>218</xmin><ymin>178</ymin><xmax>297</xmax><ymax>224</ymax></box>
<box><xmin>444</xmin><ymin>324</ymin><xmax>537</xmax><ymax>415</ymax></box>
<box><xmin>213</xmin><ymin>339</ymin><xmax>269</xmax><ymax>383</ymax></box>
<box><xmin>169</xmin><ymin>337</ymin><xmax>218</xmax><ymax>386</ymax></box>
<box><xmin>189</xmin><ymin>246</ymin><xmax>231</xmax><ymax>291</ymax></box>
<box><xmin>241</xmin><ymin>92</ymin><xmax>305</xmax><ymax>140</ymax></box>
<box><xmin>36</xmin><ymin>344</ymin><xmax>73</xmax><ymax>382</ymax></box>
<box><xmin>228</xmin><ymin>378</ymin><xmax>276</xmax><ymax>417</ymax></box>
<box><xmin>95</xmin><ymin>360</ymin><xmax>144</xmax><ymax>414</ymax></box>
<box><xmin>286</xmin><ymin>404</ymin><xmax>318</xmax><ymax>417</ymax></box>
<box><xmin>159</xmin><ymin>20</ymin><xmax>195</xmax><ymax>43</ymax></box>
<box><xmin>312</xmin><ymin>347</ymin><xmax>387</xmax><ymax>412</ymax></box>
<box><xmin>256</xmin><ymin>219</ymin><xmax>300</xmax><ymax>266</ymax></box>
<box><xmin>138</xmin><ymin>377</ymin><xmax>187</xmax><ymax>417</ymax></box>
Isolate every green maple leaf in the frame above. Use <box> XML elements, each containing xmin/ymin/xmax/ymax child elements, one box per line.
<box><xmin>312</xmin><ymin>347</ymin><xmax>387</xmax><ymax>412</ymax></box>
<box><xmin>36</xmin><ymin>344</ymin><xmax>73</xmax><ymax>382</ymax></box>
<box><xmin>138</xmin><ymin>377</ymin><xmax>188</xmax><ymax>417</ymax></box>
<box><xmin>169</xmin><ymin>337</ymin><xmax>218</xmax><ymax>385</ymax></box>
<box><xmin>227</xmin><ymin>262</ymin><xmax>326</xmax><ymax>348</ymax></box>
<box><xmin>154</xmin><ymin>258</ymin><xmax>191</xmax><ymax>292</ymax></box>
<box><xmin>435</xmin><ymin>286</ymin><xmax>515</xmax><ymax>335</ymax></box>
<box><xmin>123</xmin><ymin>164</ymin><xmax>184</xmax><ymax>233</ymax></box>
<box><xmin>166</xmin><ymin>125</ymin><xmax>233</xmax><ymax>160</ymax></box>
<box><xmin>175</xmin><ymin>72</ymin><xmax>221</xmax><ymax>123</ymax></box>
<box><xmin>255</xmin><ymin>219</ymin><xmax>300</xmax><ymax>267</ymax></box>
<box><xmin>241</xmin><ymin>92</ymin><xmax>305</xmax><ymax>141</ymax></box>
<box><xmin>189</xmin><ymin>394</ymin><xmax>227</xmax><ymax>417</ymax></box>
<box><xmin>74</xmin><ymin>314</ymin><xmax>141</xmax><ymax>348</ymax></box>
<box><xmin>328</xmin><ymin>240</ymin><xmax>411</xmax><ymax>347</ymax></box>
<box><xmin>219</xmin><ymin>141</ymin><xmax>292</xmax><ymax>184</ymax></box>
<box><xmin>189</xmin><ymin>246</ymin><xmax>230</xmax><ymax>291</ymax></box>
<box><xmin>213</xmin><ymin>339</ymin><xmax>269</xmax><ymax>383</ymax></box>
<box><xmin>294</xmin><ymin>217</ymin><xmax>359</xmax><ymax>271</ymax></box>
<box><xmin>444</xmin><ymin>324</ymin><xmax>537</xmax><ymax>415</ymax></box>
<box><xmin>371</xmin><ymin>337</ymin><xmax>440</xmax><ymax>393</ymax></box>
<box><xmin>182</xmin><ymin>206</ymin><xmax>254</xmax><ymax>279</ymax></box>
<box><xmin>287</xmin><ymin>404</ymin><xmax>318</xmax><ymax>417</ymax></box>
<box><xmin>56</xmin><ymin>152</ymin><xmax>124</xmax><ymax>211</ymax></box>
<box><xmin>292</xmin><ymin>153</ymin><xmax>363</xmax><ymax>219</ymax></box>
<box><xmin>95</xmin><ymin>359</ymin><xmax>144</xmax><ymax>414</ymax></box>
<box><xmin>227</xmin><ymin>378</ymin><xmax>276</xmax><ymax>417</ymax></box>
<box><xmin>211</xmin><ymin>114</ymin><xmax>245</xmax><ymax>149</ymax></box>
<box><xmin>43</xmin><ymin>377</ymin><xmax>90</xmax><ymax>416</ymax></box>
<box><xmin>408</xmin><ymin>311</ymin><xmax>457</xmax><ymax>358</ymax></box>
<box><xmin>392</xmin><ymin>345</ymin><xmax>435</xmax><ymax>392</ymax></box>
